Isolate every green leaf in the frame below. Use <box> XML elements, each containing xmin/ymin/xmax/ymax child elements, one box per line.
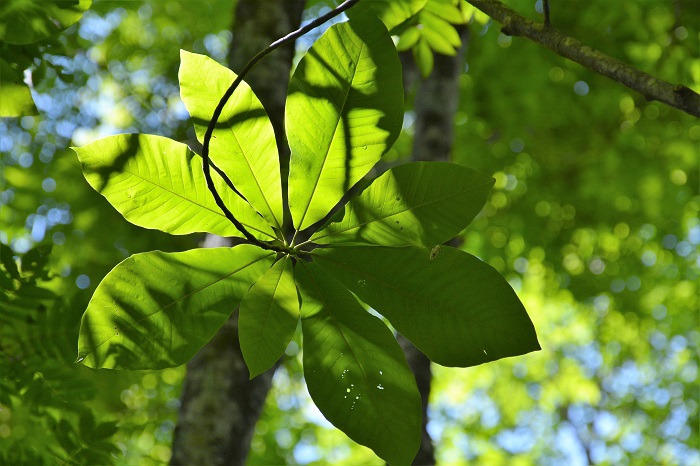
<box><xmin>72</xmin><ymin>134</ymin><xmax>275</xmax><ymax>240</ymax></box>
<box><xmin>423</xmin><ymin>0</ymin><xmax>464</xmax><ymax>24</ymax></box>
<box><xmin>77</xmin><ymin>246</ymin><xmax>275</xmax><ymax>369</ymax></box>
<box><xmin>239</xmin><ymin>256</ymin><xmax>299</xmax><ymax>378</ymax></box>
<box><xmin>21</xmin><ymin>244</ymin><xmax>52</xmax><ymax>277</ymax></box>
<box><xmin>295</xmin><ymin>261</ymin><xmax>421</xmax><ymax>465</ymax></box>
<box><xmin>414</xmin><ymin>37</ymin><xmax>434</xmax><ymax>78</ymax></box>
<box><xmin>420</xmin><ymin>11</ymin><xmax>461</xmax><ymax>55</ymax></box>
<box><xmin>0</xmin><ymin>243</ymin><xmax>20</xmax><ymax>279</ymax></box>
<box><xmin>0</xmin><ymin>0</ymin><xmax>92</xmax><ymax>45</ymax></box>
<box><xmin>286</xmin><ymin>14</ymin><xmax>404</xmax><ymax>230</ymax></box>
<box><xmin>0</xmin><ymin>58</ymin><xmax>38</xmax><ymax>117</ymax></box>
<box><xmin>313</xmin><ymin>245</ymin><xmax>541</xmax><ymax>367</ymax></box>
<box><xmin>179</xmin><ymin>50</ymin><xmax>283</xmax><ymax>230</ymax></box>
<box><xmin>396</xmin><ymin>26</ymin><xmax>422</xmax><ymax>52</ymax></box>
<box><xmin>347</xmin><ymin>0</ymin><xmax>427</xmax><ymax>32</ymax></box>
<box><xmin>310</xmin><ymin>162</ymin><xmax>494</xmax><ymax>247</ymax></box>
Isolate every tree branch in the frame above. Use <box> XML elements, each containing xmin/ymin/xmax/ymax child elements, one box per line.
<box><xmin>200</xmin><ymin>0</ymin><xmax>360</xmax><ymax>250</ymax></box>
<box><xmin>467</xmin><ymin>0</ymin><xmax>700</xmax><ymax>118</ymax></box>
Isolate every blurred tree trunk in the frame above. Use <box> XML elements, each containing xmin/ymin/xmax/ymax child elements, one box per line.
<box><xmin>399</xmin><ymin>24</ymin><xmax>470</xmax><ymax>466</ymax></box>
<box><xmin>169</xmin><ymin>1</ymin><xmax>304</xmax><ymax>465</ymax></box>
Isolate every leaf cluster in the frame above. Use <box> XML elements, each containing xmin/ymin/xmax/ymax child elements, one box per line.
<box><xmin>0</xmin><ymin>242</ymin><xmax>119</xmax><ymax>465</ymax></box>
<box><xmin>72</xmin><ymin>13</ymin><xmax>539</xmax><ymax>464</ymax></box>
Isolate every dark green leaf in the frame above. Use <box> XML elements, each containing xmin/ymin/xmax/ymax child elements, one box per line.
<box><xmin>0</xmin><ymin>243</ymin><xmax>20</xmax><ymax>279</ymax></box>
<box><xmin>0</xmin><ymin>0</ymin><xmax>92</xmax><ymax>45</ymax></box>
<box><xmin>20</xmin><ymin>244</ymin><xmax>52</xmax><ymax>276</ymax></box>
<box><xmin>313</xmin><ymin>245</ymin><xmax>541</xmax><ymax>367</ymax></box>
<box><xmin>296</xmin><ymin>261</ymin><xmax>421</xmax><ymax>465</ymax></box>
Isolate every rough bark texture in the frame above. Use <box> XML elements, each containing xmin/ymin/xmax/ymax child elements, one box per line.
<box><xmin>399</xmin><ymin>25</ymin><xmax>471</xmax><ymax>466</ymax></box>
<box><xmin>169</xmin><ymin>1</ymin><xmax>304</xmax><ymax>465</ymax></box>
<box><xmin>467</xmin><ymin>0</ymin><xmax>700</xmax><ymax>118</ymax></box>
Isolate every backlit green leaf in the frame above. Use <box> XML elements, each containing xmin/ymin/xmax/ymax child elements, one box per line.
<box><xmin>73</xmin><ymin>134</ymin><xmax>275</xmax><ymax>240</ymax></box>
<box><xmin>179</xmin><ymin>50</ymin><xmax>283</xmax><ymax>230</ymax></box>
<box><xmin>313</xmin><ymin>245</ymin><xmax>541</xmax><ymax>367</ymax></box>
<box><xmin>347</xmin><ymin>0</ymin><xmax>427</xmax><ymax>32</ymax></box>
<box><xmin>239</xmin><ymin>256</ymin><xmax>299</xmax><ymax>378</ymax></box>
<box><xmin>296</xmin><ymin>261</ymin><xmax>421</xmax><ymax>465</ymax></box>
<box><xmin>414</xmin><ymin>37</ymin><xmax>434</xmax><ymax>78</ymax></box>
<box><xmin>286</xmin><ymin>14</ymin><xmax>403</xmax><ymax>230</ymax></box>
<box><xmin>77</xmin><ymin>246</ymin><xmax>275</xmax><ymax>369</ymax></box>
<box><xmin>310</xmin><ymin>162</ymin><xmax>494</xmax><ymax>247</ymax></box>
<box><xmin>420</xmin><ymin>11</ymin><xmax>461</xmax><ymax>55</ymax></box>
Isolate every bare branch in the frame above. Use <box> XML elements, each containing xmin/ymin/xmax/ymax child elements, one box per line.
<box><xmin>467</xmin><ymin>0</ymin><xmax>700</xmax><ymax>118</ymax></box>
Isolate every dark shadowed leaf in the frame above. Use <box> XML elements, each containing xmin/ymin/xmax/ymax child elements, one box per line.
<box><xmin>0</xmin><ymin>0</ymin><xmax>92</xmax><ymax>45</ymax></box>
<box><xmin>313</xmin><ymin>245</ymin><xmax>541</xmax><ymax>367</ymax></box>
<box><xmin>296</xmin><ymin>261</ymin><xmax>421</xmax><ymax>465</ymax></box>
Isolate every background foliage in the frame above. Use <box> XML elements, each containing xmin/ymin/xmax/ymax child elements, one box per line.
<box><xmin>1</xmin><ymin>0</ymin><xmax>698</xmax><ymax>464</ymax></box>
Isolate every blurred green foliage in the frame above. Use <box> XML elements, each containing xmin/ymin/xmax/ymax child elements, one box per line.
<box><xmin>0</xmin><ymin>0</ymin><xmax>698</xmax><ymax>464</ymax></box>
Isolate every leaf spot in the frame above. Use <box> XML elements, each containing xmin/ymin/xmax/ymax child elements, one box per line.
<box><xmin>377</xmin><ymin>384</ymin><xmax>384</xmax><ymax>390</ymax></box>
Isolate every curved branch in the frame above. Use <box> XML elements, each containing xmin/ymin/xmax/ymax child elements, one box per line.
<box><xmin>201</xmin><ymin>0</ymin><xmax>360</xmax><ymax>250</ymax></box>
<box><xmin>467</xmin><ymin>0</ymin><xmax>700</xmax><ymax>118</ymax></box>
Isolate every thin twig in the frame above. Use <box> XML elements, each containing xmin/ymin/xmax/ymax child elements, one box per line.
<box><xmin>201</xmin><ymin>0</ymin><xmax>360</xmax><ymax>250</ymax></box>
<box><xmin>542</xmin><ymin>0</ymin><xmax>550</xmax><ymax>27</ymax></box>
<box><xmin>468</xmin><ymin>0</ymin><xmax>700</xmax><ymax>118</ymax></box>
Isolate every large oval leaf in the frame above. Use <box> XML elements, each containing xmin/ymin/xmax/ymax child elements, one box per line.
<box><xmin>286</xmin><ymin>14</ymin><xmax>403</xmax><ymax>231</ymax></box>
<box><xmin>313</xmin><ymin>245</ymin><xmax>540</xmax><ymax>367</ymax></box>
<box><xmin>310</xmin><ymin>162</ymin><xmax>494</xmax><ymax>247</ymax></box>
<box><xmin>72</xmin><ymin>134</ymin><xmax>275</xmax><ymax>240</ymax></box>
<box><xmin>296</xmin><ymin>261</ymin><xmax>421</xmax><ymax>465</ymax></box>
<box><xmin>239</xmin><ymin>256</ymin><xmax>299</xmax><ymax>378</ymax></box>
<box><xmin>77</xmin><ymin>246</ymin><xmax>275</xmax><ymax>369</ymax></box>
<box><xmin>179</xmin><ymin>50</ymin><xmax>283</xmax><ymax>230</ymax></box>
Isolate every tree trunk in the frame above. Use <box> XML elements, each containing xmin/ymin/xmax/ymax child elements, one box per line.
<box><xmin>399</xmin><ymin>24</ymin><xmax>470</xmax><ymax>466</ymax></box>
<box><xmin>169</xmin><ymin>1</ymin><xmax>304</xmax><ymax>465</ymax></box>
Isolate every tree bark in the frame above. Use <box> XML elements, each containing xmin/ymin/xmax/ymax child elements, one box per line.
<box><xmin>169</xmin><ymin>1</ymin><xmax>304</xmax><ymax>465</ymax></box>
<box><xmin>399</xmin><ymin>25</ymin><xmax>470</xmax><ymax>466</ymax></box>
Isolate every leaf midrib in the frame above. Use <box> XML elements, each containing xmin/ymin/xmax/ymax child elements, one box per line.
<box><xmin>103</xmin><ymin>155</ymin><xmax>274</xmax><ymax>239</ymax></box>
<box><xmin>82</xmin><ymin>251</ymin><xmax>275</xmax><ymax>359</ymax></box>
<box><xmin>295</xmin><ymin>34</ymin><xmax>363</xmax><ymax>230</ymax></box>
